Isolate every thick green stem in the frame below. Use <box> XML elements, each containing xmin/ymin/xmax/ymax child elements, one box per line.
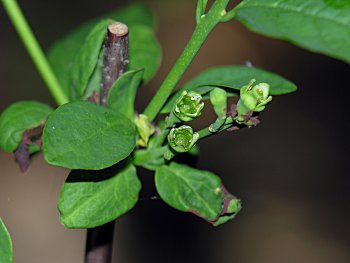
<box><xmin>143</xmin><ymin>0</ymin><xmax>231</xmax><ymax>121</ymax></box>
<box><xmin>2</xmin><ymin>0</ymin><xmax>69</xmax><ymax>105</ymax></box>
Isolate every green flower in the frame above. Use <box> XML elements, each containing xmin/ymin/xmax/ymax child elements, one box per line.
<box><xmin>236</xmin><ymin>79</ymin><xmax>272</xmax><ymax>121</ymax></box>
<box><xmin>168</xmin><ymin>125</ymin><xmax>199</xmax><ymax>153</ymax></box>
<box><xmin>173</xmin><ymin>91</ymin><xmax>204</xmax><ymax>122</ymax></box>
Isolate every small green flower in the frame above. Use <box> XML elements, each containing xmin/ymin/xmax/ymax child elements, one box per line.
<box><xmin>173</xmin><ymin>91</ymin><xmax>204</xmax><ymax>122</ymax></box>
<box><xmin>168</xmin><ymin>125</ymin><xmax>199</xmax><ymax>153</ymax></box>
<box><xmin>236</xmin><ymin>79</ymin><xmax>272</xmax><ymax>122</ymax></box>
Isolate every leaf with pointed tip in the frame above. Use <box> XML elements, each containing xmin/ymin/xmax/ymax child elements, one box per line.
<box><xmin>0</xmin><ymin>218</ymin><xmax>13</xmax><ymax>263</ymax></box>
<box><xmin>42</xmin><ymin>101</ymin><xmax>136</xmax><ymax>170</ymax></box>
<box><xmin>0</xmin><ymin>101</ymin><xmax>53</xmax><ymax>152</ymax></box>
<box><xmin>107</xmin><ymin>70</ymin><xmax>144</xmax><ymax>120</ymax></box>
<box><xmin>155</xmin><ymin>162</ymin><xmax>222</xmax><ymax>221</ymax></box>
<box><xmin>161</xmin><ymin>65</ymin><xmax>297</xmax><ymax>113</ymax></box>
<box><xmin>58</xmin><ymin>162</ymin><xmax>141</xmax><ymax>228</ymax></box>
<box><xmin>234</xmin><ymin>0</ymin><xmax>350</xmax><ymax>63</ymax></box>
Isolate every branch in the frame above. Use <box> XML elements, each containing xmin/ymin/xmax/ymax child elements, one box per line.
<box><xmin>85</xmin><ymin>21</ymin><xmax>130</xmax><ymax>263</ymax></box>
<box><xmin>85</xmin><ymin>222</ymin><xmax>115</xmax><ymax>263</ymax></box>
<box><xmin>100</xmin><ymin>22</ymin><xmax>129</xmax><ymax>106</ymax></box>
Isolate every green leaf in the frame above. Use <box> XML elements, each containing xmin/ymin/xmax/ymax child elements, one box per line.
<box><xmin>133</xmin><ymin>146</ymin><xmax>167</xmax><ymax>171</ymax></box>
<box><xmin>234</xmin><ymin>0</ymin><xmax>350</xmax><ymax>63</ymax></box>
<box><xmin>155</xmin><ymin>162</ymin><xmax>222</xmax><ymax>221</ymax></box>
<box><xmin>129</xmin><ymin>24</ymin><xmax>162</xmax><ymax>83</ymax></box>
<box><xmin>0</xmin><ymin>101</ymin><xmax>53</xmax><ymax>152</ymax></box>
<box><xmin>70</xmin><ymin>19</ymin><xmax>110</xmax><ymax>98</ymax></box>
<box><xmin>48</xmin><ymin>3</ymin><xmax>157</xmax><ymax>100</ymax></box>
<box><xmin>0</xmin><ymin>218</ymin><xmax>13</xmax><ymax>263</ymax></box>
<box><xmin>161</xmin><ymin>65</ymin><xmax>297</xmax><ymax>113</ymax></box>
<box><xmin>107</xmin><ymin>70</ymin><xmax>144</xmax><ymax>120</ymax></box>
<box><xmin>42</xmin><ymin>101</ymin><xmax>136</xmax><ymax>170</ymax></box>
<box><xmin>58</xmin><ymin>161</ymin><xmax>141</xmax><ymax>228</ymax></box>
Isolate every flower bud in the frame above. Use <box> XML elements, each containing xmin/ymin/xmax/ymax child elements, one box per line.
<box><xmin>134</xmin><ymin>114</ymin><xmax>155</xmax><ymax>147</ymax></box>
<box><xmin>168</xmin><ymin>125</ymin><xmax>199</xmax><ymax>153</ymax></box>
<box><xmin>173</xmin><ymin>91</ymin><xmax>204</xmax><ymax>122</ymax></box>
<box><xmin>227</xmin><ymin>198</ymin><xmax>242</xmax><ymax>214</ymax></box>
<box><xmin>236</xmin><ymin>79</ymin><xmax>272</xmax><ymax>122</ymax></box>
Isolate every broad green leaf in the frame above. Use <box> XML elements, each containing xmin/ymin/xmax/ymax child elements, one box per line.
<box><xmin>58</xmin><ymin>162</ymin><xmax>141</xmax><ymax>228</ymax></box>
<box><xmin>0</xmin><ymin>218</ymin><xmax>13</xmax><ymax>263</ymax></box>
<box><xmin>0</xmin><ymin>101</ymin><xmax>53</xmax><ymax>152</ymax></box>
<box><xmin>70</xmin><ymin>19</ymin><xmax>110</xmax><ymax>98</ymax></box>
<box><xmin>161</xmin><ymin>65</ymin><xmax>297</xmax><ymax>113</ymax></box>
<box><xmin>107</xmin><ymin>70</ymin><xmax>144</xmax><ymax>120</ymax></box>
<box><xmin>42</xmin><ymin>101</ymin><xmax>136</xmax><ymax>170</ymax></box>
<box><xmin>155</xmin><ymin>162</ymin><xmax>222</xmax><ymax>221</ymax></box>
<box><xmin>234</xmin><ymin>0</ymin><xmax>350</xmax><ymax>63</ymax></box>
<box><xmin>48</xmin><ymin>3</ymin><xmax>157</xmax><ymax>99</ymax></box>
<box><xmin>128</xmin><ymin>24</ymin><xmax>162</xmax><ymax>83</ymax></box>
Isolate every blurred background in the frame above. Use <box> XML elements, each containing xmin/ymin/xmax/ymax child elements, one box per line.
<box><xmin>0</xmin><ymin>0</ymin><xmax>349</xmax><ymax>262</ymax></box>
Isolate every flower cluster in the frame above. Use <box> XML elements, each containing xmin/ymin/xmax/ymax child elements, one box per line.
<box><xmin>236</xmin><ymin>79</ymin><xmax>272</xmax><ymax>123</ymax></box>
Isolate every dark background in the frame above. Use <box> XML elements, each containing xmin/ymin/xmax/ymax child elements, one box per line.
<box><xmin>0</xmin><ymin>1</ymin><xmax>349</xmax><ymax>262</ymax></box>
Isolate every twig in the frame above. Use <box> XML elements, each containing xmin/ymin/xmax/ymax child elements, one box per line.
<box><xmin>100</xmin><ymin>22</ymin><xmax>129</xmax><ymax>106</ymax></box>
<box><xmin>85</xmin><ymin>221</ymin><xmax>115</xmax><ymax>263</ymax></box>
<box><xmin>85</xmin><ymin>21</ymin><xmax>129</xmax><ymax>263</ymax></box>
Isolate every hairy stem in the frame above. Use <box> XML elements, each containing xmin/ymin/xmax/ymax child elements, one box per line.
<box><xmin>1</xmin><ymin>0</ymin><xmax>69</xmax><ymax>105</ymax></box>
<box><xmin>100</xmin><ymin>22</ymin><xmax>129</xmax><ymax>106</ymax></box>
<box><xmin>143</xmin><ymin>0</ymin><xmax>231</xmax><ymax>121</ymax></box>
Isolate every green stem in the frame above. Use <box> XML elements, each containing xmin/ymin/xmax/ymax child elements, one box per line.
<box><xmin>2</xmin><ymin>0</ymin><xmax>69</xmax><ymax>105</ymax></box>
<box><xmin>143</xmin><ymin>0</ymin><xmax>231</xmax><ymax>121</ymax></box>
<box><xmin>151</xmin><ymin>112</ymin><xmax>180</xmax><ymax>148</ymax></box>
<box><xmin>197</xmin><ymin>117</ymin><xmax>234</xmax><ymax>140</ymax></box>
